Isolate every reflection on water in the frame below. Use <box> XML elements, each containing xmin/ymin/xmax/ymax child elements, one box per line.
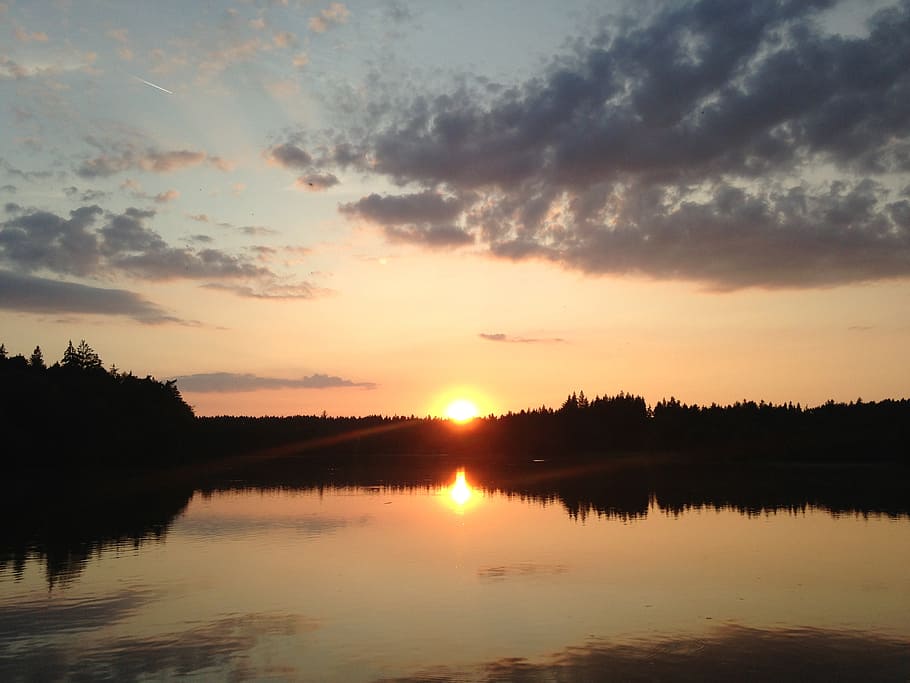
<box><xmin>2</xmin><ymin>458</ymin><xmax>909</xmax><ymax>681</ymax></box>
<box><xmin>448</xmin><ymin>468</ymin><xmax>473</xmax><ymax>509</ymax></box>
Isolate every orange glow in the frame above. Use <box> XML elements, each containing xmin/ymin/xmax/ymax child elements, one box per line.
<box><xmin>450</xmin><ymin>469</ymin><xmax>473</xmax><ymax>505</ymax></box>
<box><xmin>445</xmin><ymin>399</ymin><xmax>479</xmax><ymax>423</ymax></box>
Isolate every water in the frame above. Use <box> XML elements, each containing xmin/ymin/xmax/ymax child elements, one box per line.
<box><xmin>2</xmin><ymin>458</ymin><xmax>909</xmax><ymax>681</ymax></box>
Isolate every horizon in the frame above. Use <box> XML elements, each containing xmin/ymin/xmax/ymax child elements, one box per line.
<box><xmin>3</xmin><ymin>338</ymin><xmax>904</xmax><ymax>420</ymax></box>
<box><xmin>2</xmin><ymin>0</ymin><xmax>909</xmax><ymax>417</ymax></box>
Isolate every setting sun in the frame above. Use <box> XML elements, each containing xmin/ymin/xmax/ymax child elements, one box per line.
<box><xmin>445</xmin><ymin>399</ymin><xmax>479</xmax><ymax>423</ymax></box>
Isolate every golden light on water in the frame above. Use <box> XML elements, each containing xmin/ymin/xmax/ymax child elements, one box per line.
<box><xmin>450</xmin><ymin>469</ymin><xmax>473</xmax><ymax>505</ymax></box>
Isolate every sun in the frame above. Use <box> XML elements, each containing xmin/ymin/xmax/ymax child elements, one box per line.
<box><xmin>445</xmin><ymin>398</ymin><xmax>479</xmax><ymax>423</ymax></box>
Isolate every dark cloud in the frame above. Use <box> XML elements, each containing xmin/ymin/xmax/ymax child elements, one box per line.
<box><xmin>0</xmin><ymin>206</ymin><xmax>315</xmax><ymax>300</ymax></box>
<box><xmin>267</xmin><ymin>143</ymin><xmax>312</xmax><ymax>169</ymax></box>
<box><xmin>340</xmin><ymin>191</ymin><xmax>465</xmax><ymax>225</ymax></box>
<box><xmin>296</xmin><ymin>172</ymin><xmax>339</xmax><ymax>191</ymax></box>
<box><xmin>267</xmin><ymin>144</ymin><xmax>343</xmax><ymax>191</ymax></box>
<box><xmin>340</xmin><ymin>191</ymin><xmax>473</xmax><ymax>247</ymax></box>
<box><xmin>175</xmin><ymin>371</ymin><xmax>377</xmax><ymax>392</ymax></box>
<box><xmin>0</xmin><ymin>185</ymin><xmax>15</xmax><ymax>194</ymax></box>
<box><xmin>237</xmin><ymin>225</ymin><xmax>279</xmax><ymax>236</ymax></box>
<box><xmin>385</xmin><ymin>224</ymin><xmax>473</xmax><ymax>247</ymax></box>
<box><xmin>0</xmin><ymin>270</ymin><xmax>182</xmax><ymax>323</ymax></box>
<box><xmin>4</xmin><ymin>203</ymin><xmax>21</xmax><ymax>214</ymax></box>
<box><xmin>63</xmin><ymin>186</ymin><xmax>109</xmax><ymax>202</ymax></box>
<box><xmin>0</xmin><ymin>205</ymin><xmax>103</xmax><ymax>276</ymax></box>
<box><xmin>319</xmin><ymin>0</ymin><xmax>910</xmax><ymax>289</ymax></box>
<box><xmin>479</xmin><ymin>332</ymin><xmax>565</xmax><ymax>344</ymax></box>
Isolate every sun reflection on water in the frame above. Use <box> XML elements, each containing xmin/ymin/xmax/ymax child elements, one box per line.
<box><xmin>441</xmin><ymin>468</ymin><xmax>480</xmax><ymax>515</ymax></box>
<box><xmin>450</xmin><ymin>469</ymin><xmax>472</xmax><ymax>506</ymax></box>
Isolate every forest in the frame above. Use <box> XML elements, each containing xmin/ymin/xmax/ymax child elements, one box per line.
<box><xmin>1</xmin><ymin>340</ymin><xmax>907</xmax><ymax>472</ymax></box>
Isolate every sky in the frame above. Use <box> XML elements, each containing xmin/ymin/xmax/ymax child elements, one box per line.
<box><xmin>1</xmin><ymin>0</ymin><xmax>909</xmax><ymax>417</ymax></box>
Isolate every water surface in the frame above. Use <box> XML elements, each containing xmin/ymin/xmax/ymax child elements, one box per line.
<box><xmin>2</xmin><ymin>459</ymin><xmax>909</xmax><ymax>681</ymax></box>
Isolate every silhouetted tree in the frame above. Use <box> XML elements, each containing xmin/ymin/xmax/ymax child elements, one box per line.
<box><xmin>29</xmin><ymin>346</ymin><xmax>45</xmax><ymax>370</ymax></box>
<box><xmin>76</xmin><ymin>340</ymin><xmax>102</xmax><ymax>370</ymax></box>
<box><xmin>61</xmin><ymin>340</ymin><xmax>79</xmax><ymax>368</ymax></box>
<box><xmin>0</xmin><ymin>343</ymin><xmax>7</xmax><ymax>359</ymax></box>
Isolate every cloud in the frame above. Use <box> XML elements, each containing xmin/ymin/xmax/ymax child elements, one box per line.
<box><xmin>0</xmin><ymin>158</ymin><xmax>53</xmax><ymax>181</ymax></box>
<box><xmin>384</xmin><ymin>224</ymin><xmax>473</xmax><ymax>248</ymax></box>
<box><xmin>296</xmin><ymin>173</ymin><xmax>339</xmax><ymax>191</ymax></box>
<box><xmin>201</xmin><ymin>281</ymin><xmax>325</xmax><ymax>299</ymax></box>
<box><xmin>340</xmin><ymin>191</ymin><xmax>465</xmax><ymax>225</ymax></box>
<box><xmin>154</xmin><ymin>189</ymin><xmax>180</xmax><ymax>203</ymax></box>
<box><xmin>479</xmin><ymin>332</ymin><xmax>565</xmax><ymax>344</ymax></box>
<box><xmin>339</xmin><ymin>191</ymin><xmax>473</xmax><ymax>247</ymax></box>
<box><xmin>309</xmin><ymin>2</ymin><xmax>350</xmax><ymax>32</ymax></box>
<box><xmin>0</xmin><ymin>185</ymin><xmax>15</xmax><ymax>194</ymax></box>
<box><xmin>14</xmin><ymin>26</ymin><xmax>49</xmax><ymax>43</ymax></box>
<box><xmin>0</xmin><ymin>205</ymin><xmax>103</xmax><ymax>276</ymax></box>
<box><xmin>63</xmin><ymin>186</ymin><xmax>109</xmax><ymax>202</ymax></box>
<box><xmin>322</xmin><ymin>0</ymin><xmax>910</xmax><ymax>290</ymax></box>
<box><xmin>292</xmin><ymin>52</ymin><xmax>309</xmax><ymax>70</ymax></box>
<box><xmin>188</xmin><ymin>213</ymin><xmax>279</xmax><ymax>236</ymax></box>
<box><xmin>76</xmin><ymin>140</ymin><xmax>230</xmax><ymax>178</ymax></box>
<box><xmin>0</xmin><ymin>270</ymin><xmax>182</xmax><ymax>323</ymax></box>
<box><xmin>267</xmin><ymin>143</ymin><xmax>312</xmax><ymax>169</ymax></box>
<box><xmin>272</xmin><ymin>31</ymin><xmax>297</xmax><ymax>48</ymax></box>
<box><xmin>175</xmin><ymin>371</ymin><xmax>376</xmax><ymax>392</ymax></box>
<box><xmin>0</xmin><ymin>205</ymin><xmax>306</xmax><ymax>295</ymax></box>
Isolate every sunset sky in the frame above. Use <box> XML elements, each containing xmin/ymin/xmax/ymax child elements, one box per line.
<box><xmin>1</xmin><ymin>0</ymin><xmax>909</xmax><ymax>417</ymax></box>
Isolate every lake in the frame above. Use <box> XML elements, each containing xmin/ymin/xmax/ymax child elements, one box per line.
<box><xmin>2</xmin><ymin>457</ymin><xmax>909</xmax><ymax>681</ymax></box>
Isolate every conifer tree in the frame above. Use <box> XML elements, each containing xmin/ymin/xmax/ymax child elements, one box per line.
<box><xmin>62</xmin><ymin>340</ymin><xmax>79</xmax><ymax>368</ymax></box>
<box><xmin>29</xmin><ymin>346</ymin><xmax>46</xmax><ymax>370</ymax></box>
<box><xmin>0</xmin><ymin>343</ymin><xmax>6</xmax><ymax>359</ymax></box>
<box><xmin>76</xmin><ymin>340</ymin><xmax>102</xmax><ymax>369</ymax></box>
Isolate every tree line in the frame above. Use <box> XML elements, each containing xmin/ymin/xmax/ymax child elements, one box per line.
<box><xmin>2</xmin><ymin>340</ymin><xmax>907</xmax><ymax>471</ymax></box>
<box><xmin>1</xmin><ymin>340</ymin><xmax>194</xmax><ymax>470</ymax></box>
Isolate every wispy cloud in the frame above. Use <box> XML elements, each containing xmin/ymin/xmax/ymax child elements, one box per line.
<box><xmin>479</xmin><ymin>332</ymin><xmax>565</xmax><ymax>344</ymax></box>
<box><xmin>175</xmin><ymin>371</ymin><xmax>376</xmax><ymax>392</ymax></box>
<box><xmin>309</xmin><ymin>2</ymin><xmax>350</xmax><ymax>33</ymax></box>
<box><xmin>76</xmin><ymin>138</ymin><xmax>230</xmax><ymax>178</ymax></box>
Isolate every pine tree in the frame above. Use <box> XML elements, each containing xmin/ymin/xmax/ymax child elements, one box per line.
<box><xmin>62</xmin><ymin>340</ymin><xmax>79</xmax><ymax>368</ymax></box>
<box><xmin>29</xmin><ymin>346</ymin><xmax>46</xmax><ymax>370</ymax></box>
<box><xmin>76</xmin><ymin>340</ymin><xmax>102</xmax><ymax>369</ymax></box>
<box><xmin>0</xmin><ymin>343</ymin><xmax>7</xmax><ymax>359</ymax></box>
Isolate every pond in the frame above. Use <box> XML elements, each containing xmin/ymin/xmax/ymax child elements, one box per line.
<box><xmin>2</xmin><ymin>458</ymin><xmax>909</xmax><ymax>681</ymax></box>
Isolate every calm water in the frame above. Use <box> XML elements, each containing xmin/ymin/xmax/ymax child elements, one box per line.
<box><xmin>2</xmin><ymin>459</ymin><xmax>909</xmax><ymax>681</ymax></box>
